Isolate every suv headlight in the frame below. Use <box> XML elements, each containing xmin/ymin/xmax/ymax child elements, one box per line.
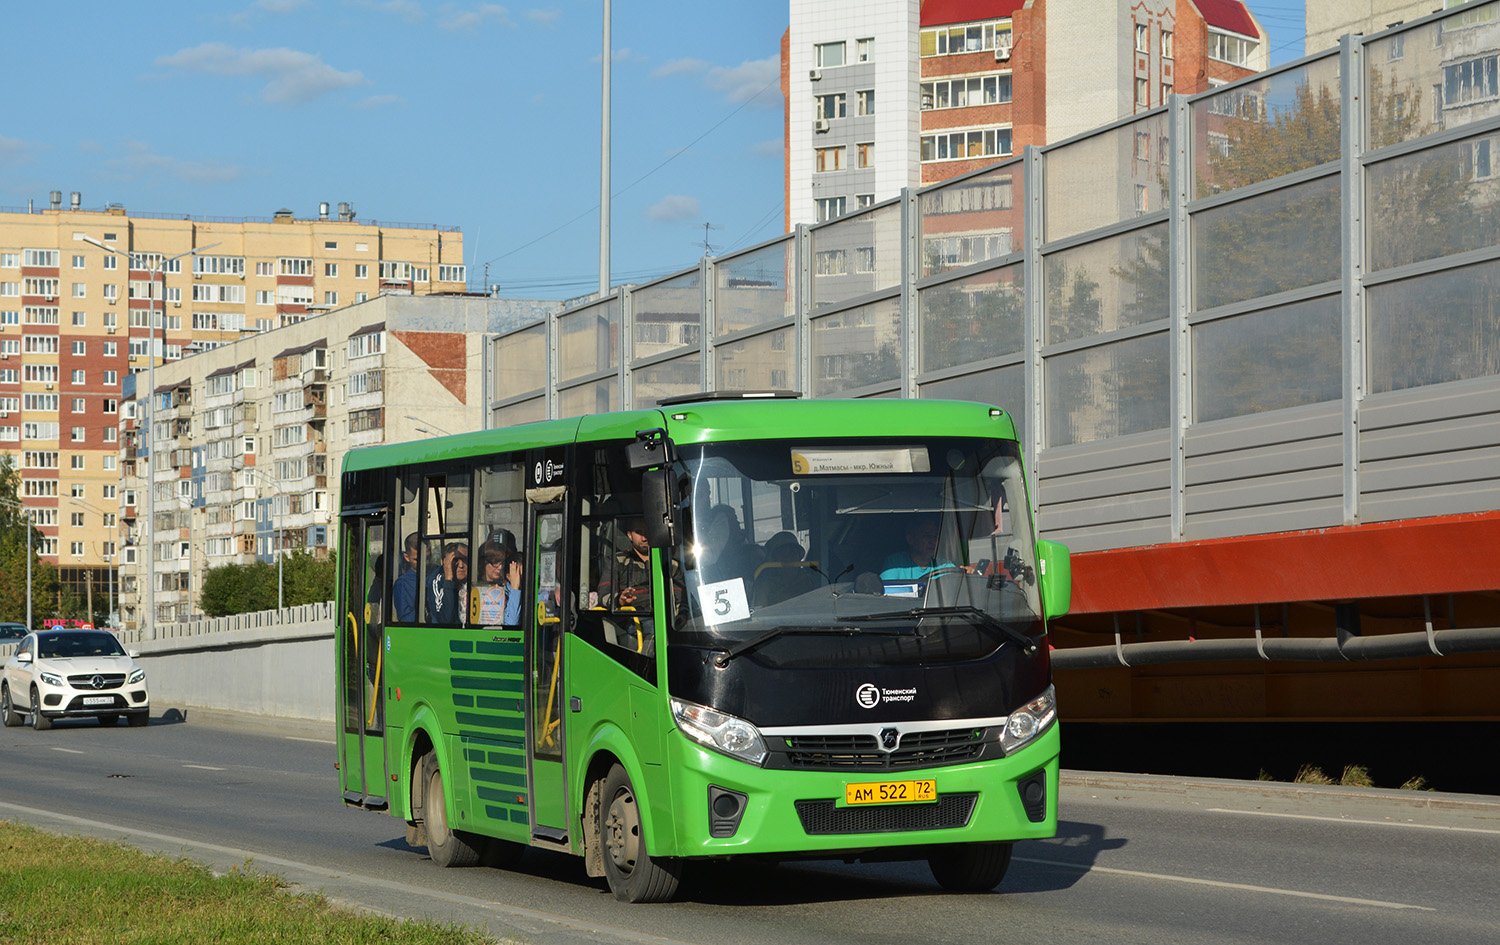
<box><xmin>671</xmin><ymin>698</ymin><xmax>767</xmax><ymax>766</ymax></box>
<box><xmin>1000</xmin><ymin>686</ymin><xmax>1057</xmax><ymax>754</ymax></box>
<box><xmin>39</xmin><ymin>672</ymin><xmax>64</xmax><ymax>688</ymax></box>
<box><xmin>128</xmin><ymin>668</ymin><xmax>146</xmax><ymax>685</ymax></box>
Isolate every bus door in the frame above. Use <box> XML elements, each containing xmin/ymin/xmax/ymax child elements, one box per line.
<box><xmin>525</xmin><ymin>486</ymin><xmax>570</xmax><ymax>843</ymax></box>
<box><xmin>339</xmin><ymin>510</ymin><xmax>389</xmax><ymax>809</ymax></box>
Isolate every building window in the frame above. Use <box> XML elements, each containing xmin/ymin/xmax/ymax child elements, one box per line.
<box><xmin>816</xmin><ymin>93</ymin><xmax>846</xmax><ymax>120</ymax></box>
<box><xmin>920</xmin><ymin>126</ymin><xmax>1013</xmax><ymax>162</ymax></box>
<box><xmin>71</xmin><ymin>283</ymin><xmax>86</xmax><ymax>298</ymax></box>
<box><xmin>1136</xmin><ymin>77</ymin><xmax>1150</xmax><ymax>108</ymax></box>
<box><xmin>857</xmin><ymin>142</ymin><xmax>874</xmax><ymax>168</ymax></box>
<box><xmin>815</xmin><ymin>41</ymin><xmax>845</xmax><ymax>68</ymax></box>
<box><xmin>816</xmin><ymin>196</ymin><xmax>847</xmax><ymax>223</ymax></box>
<box><xmin>103</xmin><ymin>256</ymin><xmax>117</xmax><ymax>270</ymax></box>
<box><xmin>920</xmin><ymin>74</ymin><xmax>1011</xmax><ymax>110</ymax></box>
<box><xmin>324</xmin><ymin>262</ymin><xmax>338</xmax><ymax>277</ymax></box>
<box><xmin>1208</xmin><ymin>30</ymin><xmax>1257</xmax><ymax>66</ymax></box>
<box><xmin>1443</xmin><ymin>56</ymin><xmax>1500</xmax><ymax>108</ymax></box>
<box><xmin>856</xmin><ymin>89</ymin><xmax>875</xmax><ymax>116</ymax></box>
<box><xmin>815</xmin><ymin>146</ymin><xmax>847</xmax><ymax>172</ymax></box>
<box><xmin>1135</xmin><ymin>23</ymin><xmax>1149</xmax><ymax>53</ymax></box>
<box><xmin>104</xmin><ymin>370</ymin><xmax>117</xmax><ymax>385</ymax></box>
<box><xmin>280</xmin><ymin>257</ymin><xmax>313</xmax><ymax>276</ymax></box>
<box><xmin>857</xmin><ymin>37</ymin><xmax>874</xmax><ymax>62</ymax></box>
<box><xmin>355</xmin><ymin>264</ymin><xmax>368</xmax><ymax>279</ymax></box>
<box><xmin>23</xmin><ymin>249</ymin><xmax>59</xmax><ymax>267</ymax></box>
<box><xmin>324</xmin><ymin>291</ymin><xmax>338</xmax><ymax>305</ymax></box>
<box><xmin>920</xmin><ymin>21</ymin><xmax>1010</xmax><ymax>57</ymax></box>
<box><xmin>438</xmin><ymin>264</ymin><xmax>465</xmax><ymax>282</ymax></box>
<box><xmin>256</xmin><ymin>261</ymin><xmax>274</xmax><ymax>276</ymax></box>
<box><xmin>0</xmin><ymin>254</ymin><xmax>16</xmax><ymax>268</ymax></box>
<box><xmin>1161</xmin><ymin>30</ymin><xmax>1173</xmax><ymax>59</ymax></box>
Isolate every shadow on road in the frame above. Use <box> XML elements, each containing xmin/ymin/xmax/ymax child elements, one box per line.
<box><xmin>1006</xmin><ymin>819</ymin><xmax>1128</xmax><ymax>893</ymax></box>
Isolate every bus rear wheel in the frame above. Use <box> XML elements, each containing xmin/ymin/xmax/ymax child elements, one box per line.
<box><xmin>419</xmin><ymin>752</ymin><xmax>481</xmax><ymax>868</ymax></box>
<box><xmin>600</xmin><ymin>763</ymin><xmax>680</xmax><ymax>902</ymax></box>
<box><xmin>928</xmin><ymin>841</ymin><xmax>1013</xmax><ymax>892</ymax></box>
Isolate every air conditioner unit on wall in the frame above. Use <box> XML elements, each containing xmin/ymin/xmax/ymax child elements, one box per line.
<box><xmin>814</xmin><ymin>118</ymin><xmax>830</xmax><ymax>132</ymax></box>
<box><xmin>995</xmin><ymin>43</ymin><xmax>1011</xmax><ymax>61</ymax></box>
<box><xmin>809</xmin><ymin>69</ymin><xmax>821</xmax><ymax>81</ymax></box>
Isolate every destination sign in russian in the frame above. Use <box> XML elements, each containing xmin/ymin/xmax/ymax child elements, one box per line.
<box><xmin>790</xmin><ymin>447</ymin><xmax>930</xmax><ymax>476</ymax></box>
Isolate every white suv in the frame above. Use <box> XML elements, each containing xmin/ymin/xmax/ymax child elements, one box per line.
<box><xmin>1</xmin><ymin>629</ymin><xmax>150</xmax><ymax>729</ymax></box>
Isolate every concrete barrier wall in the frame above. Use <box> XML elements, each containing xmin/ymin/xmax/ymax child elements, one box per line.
<box><xmin>1</xmin><ymin>603</ymin><xmax>336</xmax><ymax>724</ymax></box>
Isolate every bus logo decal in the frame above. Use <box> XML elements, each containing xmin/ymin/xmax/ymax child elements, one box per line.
<box><xmin>881</xmin><ymin>728</ymin><xmax>899</xmax><ymax>750</ymax></box>
<box><xmin>856</xmin><ymin>683</ymin><xmax>880</xmax><ymax>708</ymax></box>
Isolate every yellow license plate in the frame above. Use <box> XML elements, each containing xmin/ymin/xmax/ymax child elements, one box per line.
<box><xmin>844</xmin><ymin>779</ymin><xmax>937</xmax><ymax>805</ymax></box>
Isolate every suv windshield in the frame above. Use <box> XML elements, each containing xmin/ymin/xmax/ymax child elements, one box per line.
<box><xmin>667</xmin><ymin>436</ymin><xmax>1040</xmax><ymax>667</ymax></box>
<box><xmin>38</xmin><ymin>632</ymin><xmax>127</xmax><ymax>659</ymax></box>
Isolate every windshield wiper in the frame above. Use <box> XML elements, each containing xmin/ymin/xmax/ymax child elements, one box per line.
<box><xmin>848</xmin><ymin>605</ymin><xmax>1039</xmax><ymax>657</ymax></box>
<box><xmin>711</xmin><ymin>624</ymin><xmax>916</xmax><ymax>667</ymax></box>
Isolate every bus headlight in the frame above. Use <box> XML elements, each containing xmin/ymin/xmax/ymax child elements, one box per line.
<box><xmin>671</xmin><ymin>698</ymin><xmax>768</xmax><ymax>766</ymax></box>
<box><xmin>1000</xmin><ymin>686</ymin><xmax>1056</xmax><ymax>754</ymax></box>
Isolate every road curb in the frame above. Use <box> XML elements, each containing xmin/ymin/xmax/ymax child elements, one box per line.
<box><xmin>1062</xmin><ymin>769</ymin><xmax>1500</xmax><ymax>815</ymax></box>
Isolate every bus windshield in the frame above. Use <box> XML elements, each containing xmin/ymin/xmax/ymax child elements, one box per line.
<box><xmin>669</xmin><ymin>436</ymin><xmax>1041</xmax><ymax>667</ymax></box>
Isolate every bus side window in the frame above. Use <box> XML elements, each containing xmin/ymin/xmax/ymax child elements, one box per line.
<box><xmin>473</xmin><ymin>460</ymin><xmax>527</xmax><ymax>627</ymax></box>
<box><xmin>393</xmin><ymin>471</ymin><xmax>473</xmax><ymax>627</ymax></box>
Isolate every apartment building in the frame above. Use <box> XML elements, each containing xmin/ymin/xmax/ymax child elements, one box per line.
<box><xmin>117</xmin><ymin>292</ymin><xmax>554</xmax><ymax>631</ymax></box>
<box><xmin>0</xmin><ymin>195</ymin><xmax>469</xmax><ymax>625</ymax></box>
<box><xmin>785</xmin><ymin>0</ymin><xmax>1269</xmax><ymax>228</ymax></box>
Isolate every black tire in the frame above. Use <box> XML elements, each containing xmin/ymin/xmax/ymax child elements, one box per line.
<box><xmin>0</xmin><ymin>684</ymin><xmax>21</xmax><ymax>727</ymax></box>
<box><xmin>127</xmin><ymin>712</ymin><xmax>149</xmax><ymax>728</ymax></box>
<box><xmin>928</xmin><ymin>841</ymin><xmax>1013</xmax><ymax>892</ymax></box>
<box><xmin>600</xmin><ymin>763</ymin><xmax>681</xmax><ymax>902</ymax></box>
<box><xmin>98</xmin><ymin>714</ymin><xmax>120</xmax><ymax>727</ymax></box>
<box><xmin>30</xmin><ymin>686</ymin><xmax>51</xmax><ymax>731</ymax></box>
<box><xmin>419</xmin><ymin>752</ymin><xmax>481</xmax><ymax>868</ymax></box>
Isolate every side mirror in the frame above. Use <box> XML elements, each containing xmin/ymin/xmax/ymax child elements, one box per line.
<box><xmin>1036</xmin><ymin>539</ymin><xmax>1071</xmax><ymax>620</ymax></box>
<box><xmin>16</xmin><ymin>652</ymin><xmax>32</xmax><ymax>664</ymax></box>
<box><xmin>641</xmin><ymin>467</ymin><xmax>679</xmax><ymax>549</ymax></box>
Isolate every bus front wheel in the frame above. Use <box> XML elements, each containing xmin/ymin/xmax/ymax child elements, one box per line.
<box><xmin>419</xmin><ymin>752</ymin><xmax>481</xmax><ymax>868</ymax></box>
<box><xmin>928</xmin><ymin>841</ymin><xmax>1013</xmax><ymax>892</ymax></box>
<box><xmin>599</xmin><ymin>764</ymin><xmax>681</xmax><ymax>902</ymax></box>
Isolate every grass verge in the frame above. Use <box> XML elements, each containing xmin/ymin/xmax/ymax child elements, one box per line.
<box><xmin>0</xmin><ymin>821</ymin><xmax>497</xmax><ymax>945</ymax></box>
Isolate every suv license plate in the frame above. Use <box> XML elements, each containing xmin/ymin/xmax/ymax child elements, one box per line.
<box><xmin>83</xmin><ymin>696</ymin><xmax>114</xmax><ymax>706</ymax></box>
<box><xmin>844</xmin><ymin>779</ymin><xmax>937</xmax><ymax>805</ymax></box>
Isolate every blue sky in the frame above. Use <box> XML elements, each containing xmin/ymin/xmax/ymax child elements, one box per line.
<box><xmin>1</xmin><ymin>1</ymin><xmax>1305</xmax><ymax>302</ymax></box>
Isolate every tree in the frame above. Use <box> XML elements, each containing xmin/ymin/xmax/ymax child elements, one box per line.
<box><xmin>199</xmin><ymin>550</ymin><xmax>336</xmax><ymax>617</ymax></box>
<box><xmin>0</xmin><ymin>459</ymin><xmax>58</xmax><ymax>627</ymax></box>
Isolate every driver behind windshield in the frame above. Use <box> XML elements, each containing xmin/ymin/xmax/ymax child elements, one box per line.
<box><xmin>879</xmin><ymin>516</ymin><xmax>973</xmax><ymax>583</ymax></box>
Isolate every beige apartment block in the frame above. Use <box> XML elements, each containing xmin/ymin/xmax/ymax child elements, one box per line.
<box><xmin>1306</xmin><ymin>1</ymin><xmax>1452</xmax><ymax>55</ymax></box>
<box><xmin>0</xmin><ymin>195</ymin><xmax>469</xmax><ymax>627</ymax></box>
<box><xmin>116</xmin><ymin>292</ymin><xmax>554</xmax><ymax>632</ymax></box>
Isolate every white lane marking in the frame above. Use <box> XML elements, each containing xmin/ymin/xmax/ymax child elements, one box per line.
<box><xmin>285</xmin><ymin>736</ymin><xmax>335</xmax><ymax>745</ymax></box>
<box><xmin>0</xmin><ymin>800</ymin><xmax>709</xmax><ymax>945</ymax></box>
<box><xmin>50</xmin><ymin>747</ymin><xmax>85</xmax><ymax>755</ymax></box>
<box><xmin>1206</xmin><ymin>807</ymin><xmax>1500</xmax><ymax>837</ymax></box>
<box><xmin>1015</xmin><ymin>856</ymin><xmax>1434</xmax><ymax>912</ymax></box>
<box><xmin>183</xmin><ymin>764</ymin><xmax>226</xmax><ymax>771</ymax></box>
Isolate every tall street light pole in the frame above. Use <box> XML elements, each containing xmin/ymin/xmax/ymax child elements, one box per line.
<box><xmin>80</xmin><ymin>238</ymin><xmax>217</xmax><ymax>638</ymax></box>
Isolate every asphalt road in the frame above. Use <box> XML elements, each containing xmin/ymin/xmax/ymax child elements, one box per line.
<box><xmin>3</xmin><ymin>710</ymin><xmax>1498</xmax><ymax>945</ymax></box>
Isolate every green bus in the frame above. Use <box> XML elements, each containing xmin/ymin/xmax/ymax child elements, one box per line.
<box><xmin>336</xmin><ymin>394</ymin><xmax>1070</xmax><ymax>902</ymax></box>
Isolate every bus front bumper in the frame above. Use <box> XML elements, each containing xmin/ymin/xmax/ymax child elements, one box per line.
<box><xmin>661</xmin><ymin>723</ymin><xmax>1060</xmax><ymax>860</ymax></box>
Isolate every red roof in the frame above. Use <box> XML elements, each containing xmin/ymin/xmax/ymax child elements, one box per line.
<box><xmin>1193</xmin><ymin>0</ymin><xmax>1260</xmax><ymax>39</ymax></box>
<box><xmin>920</xmin><ymin>0</ymin><xmax>1026</xmax><ymax>29</ymax></box>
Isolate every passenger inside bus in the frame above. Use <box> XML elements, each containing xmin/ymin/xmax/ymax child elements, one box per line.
<box><xmin>749</xmin><ymin>531</ymin><xmax>823</xmax><ymax>607</ymax></box>
<box><xmin>426</xmin><ymin>542</ymin><xmax>469</xmax><ymax>623</ymax></box>
<box><xmin>474</xmin><ymin>539</ymin><xmax>523</xmax><ymax>626</ymax></box>
<box><xmin>697</xmin><ymin>504</ymin><xmax>764</xmax><ymax>587</ymax></box>
<box><xmin>392</xmin><ymin>531</ymin><xmax>421</xmax><ymax>623</ymax></box>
